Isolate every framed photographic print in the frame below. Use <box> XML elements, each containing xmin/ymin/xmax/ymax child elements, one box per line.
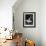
<box><xmin>23</xmin><ymin>12</ymin><xmax>36</xmax><ymax>28</ymax></box>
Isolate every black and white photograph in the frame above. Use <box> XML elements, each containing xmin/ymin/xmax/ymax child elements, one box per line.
<box><xmin>23</xmin><ymin>12</ymin><xmax>36</xmax><ymax>27</ymax></box>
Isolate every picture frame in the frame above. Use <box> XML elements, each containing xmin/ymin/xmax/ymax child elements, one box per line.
<box><xmin>23</xmin><ymin>12</ymin><xmax>36</xmax><ymax>28</ymax></box>
<box><xmin>13</xmin><ymin>13</ymin><xmax>15</xmax><ymax>31</ymax></box>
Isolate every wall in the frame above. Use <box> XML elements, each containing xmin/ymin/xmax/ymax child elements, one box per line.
<box><xmin>41</xmin><ymin>0</ymin><xmax>46</xmax><ymax>46</ymax></box>
<box><xmin>13</xmin><ymin>0</ymin><xmax>41</xmax><ymax>46</ymax></box>
<box><xmin>0</xmin><ymin>0</ymin><xmax>16</xmax><ymax>30</ymax></box>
